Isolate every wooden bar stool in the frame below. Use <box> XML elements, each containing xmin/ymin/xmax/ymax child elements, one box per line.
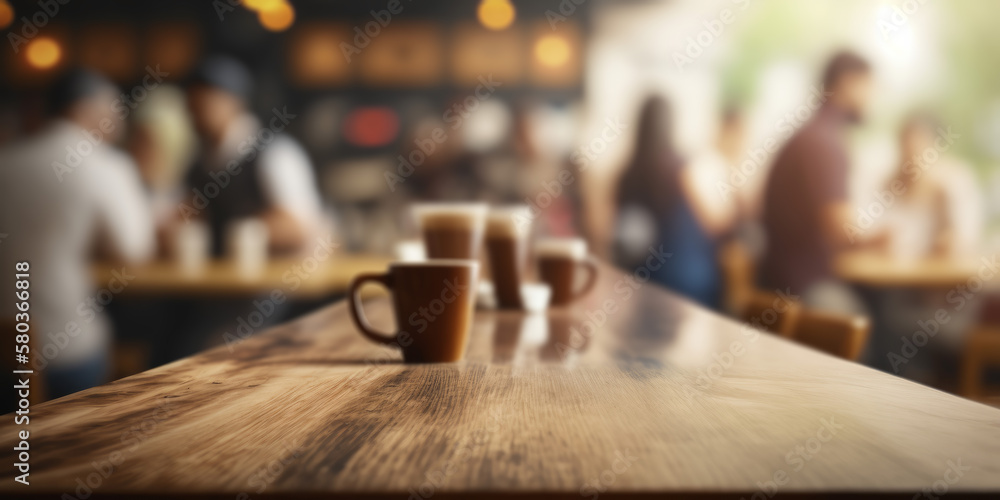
<box><xmin>740</xmin><ymin>290</ymin><xmax>801</xmax><ymax>338</ymax></box>
<box><xmin>719</xmin><ymin>240</ymin><xmax>757</xmax><ymax>316</ymax></box>
<box><xmin>791</xmin><ymin>309</ymin><xmax>870</xmax><ymax>361</ymax></box>
<box><xmin>960</xmin><ymin>327</ymin><xmax>1000</xmax><ymax>399</ymax></box>
<box><xmin>960</xmin><ymin>297</ymin><xmax>1000</xmax><ymax>400</ymax></box>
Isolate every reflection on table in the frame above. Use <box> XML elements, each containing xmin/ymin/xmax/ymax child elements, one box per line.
<box><xmin>5</xmin><ymin>261</ymin><xmax>999</xmax><ymax>497</ymax></box>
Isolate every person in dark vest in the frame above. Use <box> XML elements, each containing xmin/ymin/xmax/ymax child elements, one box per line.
<box><xmin>150</xmin><ymin>56</ymin><xmax>324</xmax><ymax>366</ymax></box>
<box><xmin>182</xmin><ymin>55</ymin><xmax>323</xmax><ymax>256</ymax></box>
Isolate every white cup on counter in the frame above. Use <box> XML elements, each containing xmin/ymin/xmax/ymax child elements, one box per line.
<box><xmin>174</xmin><ymin>221</ymin><xmax>210</xmax><ymax>277</ymax></box>
<box><xmin>226</xmin><ymin>218</ymin><xmax>269</xmax><ymax>279</ymax></box>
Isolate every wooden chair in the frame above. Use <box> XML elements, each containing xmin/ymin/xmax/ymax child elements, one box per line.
<box><xmin>740</xmin><ymin>290</ymin><xmax>801</xmax><ymax>338</ymax></box>
<box><xmin>791</xmin><ymin>309</ymin><xmax>870</xmax><ymax>361</ymax></box>
<box><xmin>960</xmin><ymin>297</ymin><xmax>1000</xmax><ymax>400</ymax></box>
<box><xmin>960</xmin><ymin>327</ymin><xmax>1000</xmax><ymax>400</ymax></box>
<box><xmin>719</xmin><ymin>240</ymin><xmax>757</xmax><ymax>317</ymax></box>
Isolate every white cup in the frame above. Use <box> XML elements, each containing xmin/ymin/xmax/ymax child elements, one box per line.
<box><xmin>227</xmin><ymin>218</ymin><xmax>269</xmax><ymax>279</ymax></box>
<box><xmin>174</xmin><ymin>222</ymin><xmax>210</xmax><ymax>276</ymax></box>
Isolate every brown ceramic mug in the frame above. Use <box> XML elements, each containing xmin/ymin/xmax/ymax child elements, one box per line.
<box><xmin>536</xmin><ymin>238</ymin><xmax>598</xmax><ymax>307</ymax></box>
<box><xmin>348</xmin><ymin>260</ymin><xmax>479</xmax><ymax>363</ymax></box>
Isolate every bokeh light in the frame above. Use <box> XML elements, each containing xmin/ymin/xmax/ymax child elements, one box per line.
<box><xmin>477</xmin><ymin>0</ymin><xmax>515</xmax><ymax>31</ymax></box>
<box><xmin>534</xmin><ymin>35</ymin><xmax>571</xmax><ymax>68</ymax></box>
<box><xmin>0</xmin><ymin>1</ymin><xmax>14</xmax><ymax>30</ymax></box>
<box><xmin>244</xmin><ymin>0</ymin><xmax>282</xmax><ymax>12</ymax></box>
<box><xmin>343</xmin><ymin>107</ymin><xmax>400</xmax><ymax>148</ymax></box>
<box><xmin>258</xmin><ymin>1</ymin><xmax>295</xmax><ymax>32</ymax></box>
<box><xmin>26</xmin><ymin>37</ymin><xmax>62</xmax><ymax>70</ymax></box>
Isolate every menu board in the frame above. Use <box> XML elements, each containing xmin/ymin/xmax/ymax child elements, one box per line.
<box><xmin>451</xmin><ymin>22</ymin><xmax>523</xmax><ymax>87</ymax></box>
<box><xmin>358</xmin><ymin>21</ymin><xmax>444</xmax><ymax>87</ymax></box>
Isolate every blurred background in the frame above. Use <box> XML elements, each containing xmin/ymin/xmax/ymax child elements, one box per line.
<box><xmin>2</xmin><ymin>0</ymin><xmax>1000</xmax><ymax>405</ymax></box>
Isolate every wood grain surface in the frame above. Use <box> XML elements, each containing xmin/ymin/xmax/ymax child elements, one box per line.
<box><xmin>3</xmin><ymin>262</ymin><xmax>1000</xmax><ymax>499</ymax></box>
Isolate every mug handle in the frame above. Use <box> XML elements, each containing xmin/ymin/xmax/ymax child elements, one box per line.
<box><xmin>569</xmin><ymin>257</ymin><xmax>599</xmax><ymax>303</ymax></box>
<box><xmin>348</xmin><ymin>272</ymin><xmax>398</xmax><ymax>346</ymax></box>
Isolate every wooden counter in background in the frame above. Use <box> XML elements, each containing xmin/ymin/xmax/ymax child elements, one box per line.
<box><xmin>837</xmin><ymin>251</ymin><xmax>997</xmax><ymax>289</ymax></box>
<box><xmin>4</xmin><ymin>262</ymin><xmax>1000</xmax><ymax>498</ymax></box>
<box><xmin>91</xmin><ymin>254</ymin><xmax>393</xmax><ymax>298</ymax></box>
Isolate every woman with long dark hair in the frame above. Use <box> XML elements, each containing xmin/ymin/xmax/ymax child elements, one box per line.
<box><xmin>614</xmin><ymin>96</ymin><xmax>735</xmax><ymax>308</ymax></box>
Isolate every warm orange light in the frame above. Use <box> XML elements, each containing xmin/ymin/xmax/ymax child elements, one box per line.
<box><xmin>26</xmin><ymin>37</ymin><xmax>62</xmax><ymax>70</ymax></box>
<box><xmin>258</xmin><ymin>1</ymin><xmax>294</xmax><ymax>32</ymax></box>
<box><xmin>0</xmin><ymin>1</ymin><xmax>14</xmax><ymax>30</ymax></box>
<box><xmin>477</xmin><ymin>0</ymin><xmax>515</xmax><ymax>31</ymax></box>
<box><xmin>244</xmin><ymin>0</ymin><xmax>282</xmax><ymax>12</ymax></box>
<box><xmin>535</xmin><ymin>35</ymin><xmax>570</xmax><ymax>68</ymax></box>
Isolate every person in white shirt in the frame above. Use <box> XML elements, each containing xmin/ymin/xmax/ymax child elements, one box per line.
<box><xmin>881</xmin><ymin>114</ymin><xmax>984</xmax><ymax>259</ymax></box>
<box><xmin>0</xmin><ymin>69</ymin><xmax>155</xmax><ymax>399</ymax></box>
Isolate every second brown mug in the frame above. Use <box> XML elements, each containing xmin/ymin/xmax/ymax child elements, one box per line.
<box><xmin>536</xmin><ymin>238</ymin><xmax>598</xmax><ymax>307</ymax></box>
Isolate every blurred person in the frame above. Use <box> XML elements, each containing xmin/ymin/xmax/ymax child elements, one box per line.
<box><xmin>480</xmin><ymin>103</ymin><xmax>582</xmax><ymax>237</ymax></box>
<box><xmin>146</xmin><ymin>55</ymin><xmax>327</xmax><ymax>367</ymax></box>
<box><xmin>0</xmin><ymin>68</ymin><xmax>155</xmax><ymax>399</ymax></box>
<box><xmin>707</xmin><ymin>107</ymin><xmax>764</xmax><ymax>240</ymax></box>
<box><xmin>401</xmin><ymin>115</ymin><xmax>480</xmax><ymax>202</ymax></box>
<box><xmin>128</xmin><ymin>85</ymin><xmax>195</xmax><ymax>249</ymax></box>
<box><xmin>881</xmin><ymin>114</ymin><xmax>983</xmax><ymax>259</ymax></box>
<box><xmin>758</xmin><ymin>51</ymin><xmax>874</xmax><ymax>313</ymax></box>
<box><xmin>182</xmin><ymin>55</ymin><xmax>324</xmax><ymax>256</ymax></box>
<box><xmin>613</xmin><ymin>96</ymin><xmax>736</xmax><ymax>309</ymax></box>
<box><xmin>703</xmin><ymin>107</ymin><xmax>768</xmax><ymax>315</ymax></box>
<box><xmin>875</xmin><ymin>114</ymin><xmax>985</xmax><ymax>379</ymax></box>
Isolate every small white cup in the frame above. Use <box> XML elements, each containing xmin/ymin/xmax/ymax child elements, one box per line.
<box><xmin>395</xmin><ymin>238</ymin><xmax>427</xmax><ymax>262</ymax></box>
<box><xmin>174</xmin><ymin>222</ymin><xmax>210</xmax><ymax>276</ymax></box>
<box><xmin>227</xmin><ymin>218</ymin><xmax>269</xmax><ymax>279</ymax></box>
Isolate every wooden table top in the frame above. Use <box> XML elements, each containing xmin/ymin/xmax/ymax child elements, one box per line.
<box><xmin>5</xmin><ymin>262</ymin><xmax>1000</xmax><ymax>498</ymax></box>
<box><xmin>836</xmin><ymin>251</ymin><xmax>997</xmax><ymax>288</ymax></box>
<box><xmin>91</xmin><ymin>254</ymin><xmax>393</xmax><ymax>298</ymax></box>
